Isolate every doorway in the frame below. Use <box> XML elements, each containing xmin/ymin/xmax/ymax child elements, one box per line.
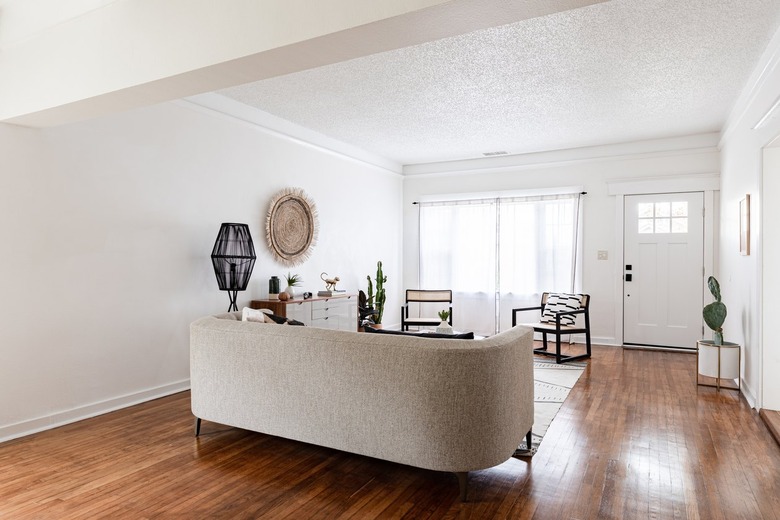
<box><xmin>623</xmin><ymin>192</ymin><xmax>705</xmax><ymax>349</ymax></box>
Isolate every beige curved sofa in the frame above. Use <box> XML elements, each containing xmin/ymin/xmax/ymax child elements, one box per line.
<box><xmin>190</xmin><ymin>313</ymin><xmax>534</xmax><ymax>499</ymax></box>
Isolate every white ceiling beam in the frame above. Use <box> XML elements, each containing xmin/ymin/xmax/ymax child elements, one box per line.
<box><xmin>0</xmin><ymin>0</ymin><xmax>606</xmax><ymax>127</ymax></box>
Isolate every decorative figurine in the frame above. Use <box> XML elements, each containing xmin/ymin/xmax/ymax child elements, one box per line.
<box><xmin>320</xmin><ymin>272</ymin><xmax>340</xmax><ymax>291</ymax></box>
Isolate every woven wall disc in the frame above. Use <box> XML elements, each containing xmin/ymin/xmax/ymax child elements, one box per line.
<box><xmin>266</xmin><ymin>188</ymin><xmax>318</xmax><ymax>267</ymax></box>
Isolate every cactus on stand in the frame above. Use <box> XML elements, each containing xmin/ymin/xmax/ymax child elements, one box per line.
<box><xmin>366</xmin><ymin>261</ymin><xmax>387</xmax><ymax>325</ymax></box>
<box><xmin>703</xmin><ymin>276</ymin><xmax>727</xmax><ymax>345</ymax></box>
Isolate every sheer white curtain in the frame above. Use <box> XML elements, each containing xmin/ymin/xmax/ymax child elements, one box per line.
<box><xmin>419</xmin><ymin>201</ymin><xmax>497</xmax><ymax>336</ymax></box>
<box><xmin>497</xmin><ymin>195</ymin><xmax>581</xmax><ymax>331</ymax></box>
<box><xmin>419</xmin><ymin>193</ymin><xmax>583</xmax><ymax>335</ymax></box>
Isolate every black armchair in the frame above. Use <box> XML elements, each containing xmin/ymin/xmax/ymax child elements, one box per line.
<box><xmin>400</xmin><ymin>289</ymin><xmax>452</xmax><ymax>331</ymax></box>
<box><xmin>512</xmin><ymin>292</ymin><xmax>592</xmax><ymax>364</ymax></box>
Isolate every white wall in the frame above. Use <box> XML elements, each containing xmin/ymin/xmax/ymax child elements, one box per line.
<box><xmin>403</xmin><ymin>138</ymin><xmax>720</xmax><ymax>346</ymax></box>
<box><xmin>720</xmin><ymin>25</ymin><xmax>780</xmax><ymax>409</ymax></box>
<box><xmin>763</xmin><ymin>146</ymin><xmax>780</xmax><ymax>410</ymax></box>
<box><xmin>0</xmin><ymin>101</ymin><xmax>403</xmax><ymax>442</ymax></box>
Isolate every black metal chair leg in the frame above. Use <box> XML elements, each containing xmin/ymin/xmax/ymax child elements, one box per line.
<box><xmin>456</xmin><ymin>472</ymin><xmax>469</xmax><ymax>501</ymax></box>
<box><xmin>194</xmin><ymin>417</ymin><xmax>201</xmax><ymax>437</ymax></box>
<box><xmin>585</xmin><ymin>314</ymin><xmax>592</xmax><ymax>357</ymax></box>
<box><xmin>526</xmin><ymin>430</ymin><xmax>532</xmax><ymax>450</ymax></box>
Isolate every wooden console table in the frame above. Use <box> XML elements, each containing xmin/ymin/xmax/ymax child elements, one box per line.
<box><xmin>251</xmin><ymin>294</ymin><xmax>357</xmax><ymax>331</ymax></box>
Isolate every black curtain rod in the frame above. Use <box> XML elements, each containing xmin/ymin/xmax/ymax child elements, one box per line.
<box><xmin>413</xmin><ymin>191</ymin><xmax>587</xmax><ymax>204</ymax></box>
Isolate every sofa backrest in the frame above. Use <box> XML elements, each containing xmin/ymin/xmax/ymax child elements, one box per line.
<box><xmin>190</xmin><ymin>316</ymin><xmax>534</xmax><ymax>473</ymax></box>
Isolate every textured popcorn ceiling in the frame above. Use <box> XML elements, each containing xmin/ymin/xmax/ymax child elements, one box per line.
<box><xmin>218</xmin><ymin>0</ymin><xmax>780</xmax><ymax>166</ymax></box>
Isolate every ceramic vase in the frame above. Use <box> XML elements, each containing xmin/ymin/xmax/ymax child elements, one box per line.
<box><xmin>269</xmin><ymin>276</ymin><xmax>280</xmax><ymax>300</ymax></box>
<box><xmin>436</xmin><ymin>321</ymin><xmax>453</xmax><ymax>334</ymax></box>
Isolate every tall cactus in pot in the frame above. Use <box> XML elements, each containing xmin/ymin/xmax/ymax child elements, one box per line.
<box><xmin>703</xmin><ymin>276</ymin><xmax>727</xmax><ymax>345</ymax></box>
<box><xmin>366</xmin><ymin>261</ymin><xmax>387</xmax><ymax>325</ymax></box>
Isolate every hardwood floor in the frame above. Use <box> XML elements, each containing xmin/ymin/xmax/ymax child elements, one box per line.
<box><xmin>2</xmin><ymin>345</ymin><xmax>780</xmax><ymax>519</ymax></box>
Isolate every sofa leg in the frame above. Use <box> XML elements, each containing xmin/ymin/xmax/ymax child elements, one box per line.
<box><xmin>455</xmin><ymin>471</ymin><xmax>469</xmax><ymax>501</ymax></box>
<box><xmin>194</xmin><ymin>417</ymin><xmax>201</xmax><ymax>437</ymax></box>
<box><xmin>526</xmin><ymin>430</ymin><xmax>532</xmax><ymax>450</ymax></box>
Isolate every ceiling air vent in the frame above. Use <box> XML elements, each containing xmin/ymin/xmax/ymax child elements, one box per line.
<box><xmin>482</xmin><ymin>151</ymin><xmax>509</xmax><ymax>157</ymax></box>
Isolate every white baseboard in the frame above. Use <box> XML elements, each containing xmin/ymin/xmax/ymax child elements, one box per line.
<box><xmin>0</xmin><ymin>379</ymin><xmax>191</xmax><ymax>444</ymax></box>
<box><xmin>591</xmin><ymin>337</ymin><xmax>621</xmax><ymax>346</ymax></box>
<box><xmin>741</xmin><ymin>381</ymin><xmax>757</xmax><ymax>408</ymax></box>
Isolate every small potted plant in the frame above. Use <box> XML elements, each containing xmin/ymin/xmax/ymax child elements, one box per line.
<box><xmin>284</xmin><ymin>272</ymin><xmax>302</xmax><ymax>299</ymax></box>
<box><xmin>699</xmin><ymin>276</ymin><xmax>740</xmax><ymax>386</ymax></box>
<box><xmin>436</xmin><ymin>309</ymin><xmax>453</xmax><ymax>334</ymax></box>
<box><xmin>703</xmin><ymin>276</ymin><xmax>726</xmax><ymax>345</ymax></box>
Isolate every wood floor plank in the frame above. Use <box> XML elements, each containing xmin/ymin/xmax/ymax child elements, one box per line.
<box><xmin>2</xmin><ymin>345</ymin><xmax>780</xmax><ymax>518</ymax></box>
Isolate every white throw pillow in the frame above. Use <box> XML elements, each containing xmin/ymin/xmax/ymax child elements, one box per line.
<box><xmin>241</xmin><ymin>307</ymin><xmax>268</xmax><ymax>323</ymax></box>
<box><xmin>540</xmin><ymin>293</ymin><xmax>582</xmax><ymax>326</ymax></box>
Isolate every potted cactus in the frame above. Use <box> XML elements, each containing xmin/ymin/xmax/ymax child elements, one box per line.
<box><xmin>366</xmin><ymin>261</ymin><xmax>387</xmax><ymax>326</ymax></box>
<box><xmin>703</xmin><ymin>276</ymin><xmax>727</xmax><ymax>345</ymax></box>
<box><xmin>698</xmin><ymin>276</ymin><xmax>740</xmax><ymax>388</ymax></box>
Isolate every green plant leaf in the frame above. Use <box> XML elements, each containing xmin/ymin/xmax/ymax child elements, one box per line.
<box><xmin>368</xmin><ymin>261</ymin><xmax>387</xmax><ymax>324</ymax></box>
<box><xmin>707</xmin><ymin>276</ymin><xmax>721</xmax><ymax>302</ymax></box>
<box><xmin>703</xmin><ymin>301</ymin><xmax>726</xmax><ymax>332</ymax></box>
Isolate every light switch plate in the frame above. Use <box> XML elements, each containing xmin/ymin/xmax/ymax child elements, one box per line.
<box><xmin>597</xmin><ymin>250</ymin><xmax>608</xmax><ymax>260</ymax></box>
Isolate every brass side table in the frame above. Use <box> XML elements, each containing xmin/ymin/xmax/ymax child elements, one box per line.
<box><xmin>696</xmin><ymin>340</ymin><xmax>740</xmax><ymax>392</ymax></box>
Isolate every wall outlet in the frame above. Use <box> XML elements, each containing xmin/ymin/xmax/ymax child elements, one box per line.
<box><xmin>597</xmin><ymin>250</ymin><xmax>608</xmax><ymax>260</ymax></box>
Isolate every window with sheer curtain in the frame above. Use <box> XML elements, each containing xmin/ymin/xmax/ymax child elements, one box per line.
<box><xmin>418</xmin><ymin>192</ymin><xmax>583</xmax><ymax>335</ymax></box>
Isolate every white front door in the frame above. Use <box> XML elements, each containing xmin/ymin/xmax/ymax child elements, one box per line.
<box><xmin>623</xmin><ymin>193</ymin><xmax>704</xmax><ymax>349</ymax></box>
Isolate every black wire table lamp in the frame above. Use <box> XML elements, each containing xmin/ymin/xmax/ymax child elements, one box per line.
<box><xmin>211</xmin><ymin>223</ymin><xmax>257</xmax><ymax>312</ymax></box>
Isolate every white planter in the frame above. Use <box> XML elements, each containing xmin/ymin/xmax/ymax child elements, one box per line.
<box><xmin>697</xmin><ymin>340</ymin><xmax>740</xmax><ymax>380</ymax></box>
<box><xmin>436</xmin><ymin>322</ymin><xmax>453</xmax><ymax>334</ymax></box>
<box><xmin>285</xmin><ymin>285</ymin><xmax>296</xmax><ymax>299</ymax></box>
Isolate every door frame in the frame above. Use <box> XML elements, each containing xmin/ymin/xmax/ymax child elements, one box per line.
<box><xmin>608</xmin><ymin>174</ymin><xmax>720</xmax><ymax>348</ymax></box>
<box><xmin>761</xmin><ymin>143</ymin><xmax>780</xmax><ymax>411</ymax></box>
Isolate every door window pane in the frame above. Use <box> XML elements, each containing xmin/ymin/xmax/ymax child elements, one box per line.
<box><xmin>655</xmin><ymin>202</ymin><xmax>671</xmax><ymax>218</ymax></box>
<box><xmin>638</xmin><ymin>219</ymin><xmax>654</xmax><ymax>233</ymax></box>
<box><xmin>672</xmin><ymin>218</ymin><xmax>688</xmax><ymax>233</ymax></box>
<box><xmin>655</xmin><ymin>218</ymin><xmax>671</xmax><ymax>233</ymax></box>
<box><xmin>671</xmin><ymin>201</ymin><xmax>688</xmax><ymax>217</ymax></box>
<box><xmin>638</xmin><ymin>203</ymin><xmax>654</xmax><ymax>218</ymax></box>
